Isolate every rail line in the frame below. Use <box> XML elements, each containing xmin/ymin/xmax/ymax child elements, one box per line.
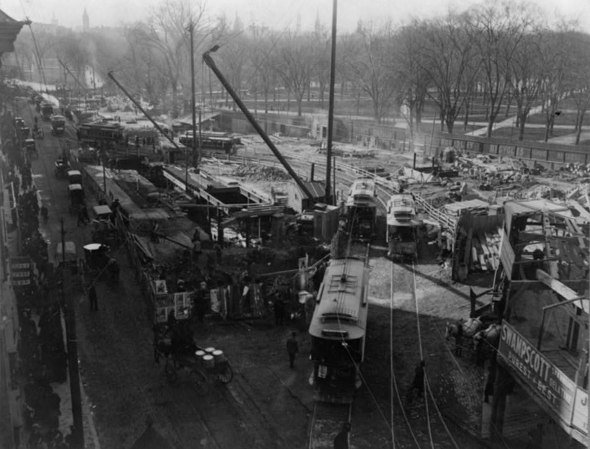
<box><xmin>389</xmin><ymin>261</ymin><xmax>461</xmax><ymax>449</ymax></box>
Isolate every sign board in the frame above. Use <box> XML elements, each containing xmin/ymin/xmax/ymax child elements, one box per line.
<box><xmin>10</xmin><ymin>257</ymin><xmax>33</xmax><ymax>286</ymax></box>
<box><xmin>498</xmin><ymin>229</ymin><xmax>514</xmax><ymax>279</ymax></box>
<box><xmin>154</xmin><ymin>290</ymin><xmax>194</xmax><ymax>323</ymax></box>
<box><xmin>498</xmin><ymin>322</ymin><xmax>576</xmax><ymax>426</ymax></box>
<box><xmin>572</xmin><ymin>388</ymin><xmax>588</xmax><ymax>435</ymax></box>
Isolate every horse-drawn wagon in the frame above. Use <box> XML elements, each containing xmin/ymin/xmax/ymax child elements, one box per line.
<box><xmin>151</xmin><ymin>282</ymin><xmax>233</xmax><ymax>392</ymax></box>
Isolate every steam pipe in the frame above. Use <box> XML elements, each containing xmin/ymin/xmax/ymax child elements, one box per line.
<box><xmin>202</xmin><ymin>47</ymin><xmax>313</xmax><ymax>200</ymax></box>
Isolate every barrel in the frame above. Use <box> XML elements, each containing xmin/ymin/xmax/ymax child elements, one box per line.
<box><xmin>204</xmin><ymin>347</ymin><xmax>216</xmax><ymax>354</ymax></box>
<box><xmin>195</xmin><ymin>350</ymin><xmax>206</xmax><ymax>358</ymax></box>
<box><xmin>212</xmin><ymin>349</ymin><xmax>226</xmax><ymax>363</ymax></box>
<box><xmin>202</xmin><ymin>354</ymin><xmax>215</xmax><ymax>369</ymax></box>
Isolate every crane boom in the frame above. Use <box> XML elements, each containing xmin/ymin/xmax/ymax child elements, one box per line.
<box><xmin>202</xmin><ymin>47</ymin><xmax>314</xmax><ymax>200</ymax></box>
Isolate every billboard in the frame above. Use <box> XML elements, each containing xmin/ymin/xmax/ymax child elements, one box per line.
<box><xmin>10</xmin><ymin>257</ymin><xmax>33</xmax><ymax>286</ymax></box>
<box><xmin>498</xmin><ymin>322</ymin><xmax>577</xmax><ymax>425</ymax></box>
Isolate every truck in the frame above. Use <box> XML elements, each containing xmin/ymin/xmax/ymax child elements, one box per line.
<box><xmin>40</xmin><ymin>102</ymin><xmax>54</xmax><ymax>121</ymax></box>
<box><xmin>51</xmin><ymin>115</ymin><xmax>66</xmax><ymax>135</ymax></box>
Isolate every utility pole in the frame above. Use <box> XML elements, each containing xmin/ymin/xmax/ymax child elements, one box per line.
<box><xmin>325</xmin><ymin>0</ymin><xmax>338</xmax><ymax>205</ymax></box>
<box><xmin>189</xmin><ymin>20</ymin><xmax>198</xmax><ymax>173</ymax></box>
<box><xmin>60</xmin><ymin>219</ymin><xmax>84</xmax><ymax>449</ymax></box>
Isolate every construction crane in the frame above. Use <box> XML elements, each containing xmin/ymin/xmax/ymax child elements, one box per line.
<box><xmin>202</xmin><ymin>46</ymin><xmax>313</xmax><ymax>200</ymax></box>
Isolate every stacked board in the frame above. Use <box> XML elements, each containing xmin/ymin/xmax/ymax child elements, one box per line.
<box><xmin>470</xmin><ymin>229</ymin><xmax>502</xmax><ymax>272</ymax></box>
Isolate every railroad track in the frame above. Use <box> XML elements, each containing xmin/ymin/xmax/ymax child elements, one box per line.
<box><xmin>389</xmin><ymin>261</ymin><xmax>462</xmax><ymax>449</ymax></box>
<box><xmin>308</xmin><ymin>401</ymin><xmax>353</xmax><ymax>449</ymax></box>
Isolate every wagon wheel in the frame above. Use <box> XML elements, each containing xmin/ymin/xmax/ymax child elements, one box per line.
<box><xmin>216</xmin><ymin>361</ymin><xmax>234</xmax><ymax>384</ymax></box>
<box><xmin>189</xmin><ymin>368</ymin><xmax>209</xmax><ymax>396</ymax></box>
<box><xmin>164</xmin><ymin>359</ymin><xmax>178</xmax><ymax>384</ymax></box>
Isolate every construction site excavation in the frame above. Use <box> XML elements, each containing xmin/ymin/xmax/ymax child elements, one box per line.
<box><xmin>2</xmin><ymin>2</ymin><xmax>590</xmax><ymax>449</ymax></box>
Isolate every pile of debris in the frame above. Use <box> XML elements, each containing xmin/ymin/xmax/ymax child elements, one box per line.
<box><xmin>232</xmin><ymin>164</ymin><xmax>292</xmax><ymax>182</ymax></box>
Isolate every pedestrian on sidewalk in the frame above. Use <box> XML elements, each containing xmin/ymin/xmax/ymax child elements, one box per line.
<box><xmin>89</xmin><ymin>285</ymin><xmax>98</xmax><ymax>311</ymax></box>
<box><xmin>333</xmin><ymin>422</ymin><xmax>351</xmax><ymax>449</ymax></box>
<box><xmin>286</xmin><ymin>331</ymin><xmax>299</xmax><ymax>369</ymax></box>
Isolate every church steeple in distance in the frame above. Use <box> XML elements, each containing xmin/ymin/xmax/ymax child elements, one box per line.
<box><xmin>82</xmin><ymin>8</ymin><xmax>89</xmax><ymax>31</ymax></box>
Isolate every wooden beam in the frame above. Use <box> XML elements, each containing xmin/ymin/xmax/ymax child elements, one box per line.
<box><xmin>536</xmin><ymin>269</ymin><xmax>579</xmax><ymax>301</ymax></box>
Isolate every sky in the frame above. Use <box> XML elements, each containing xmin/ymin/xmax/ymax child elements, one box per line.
<box><xmin>1</xmin><ymin>0</ymin><xmax>590</xmax><ymax>33</ymax></box>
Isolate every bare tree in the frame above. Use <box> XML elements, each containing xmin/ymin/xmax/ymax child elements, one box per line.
<box><xmin>565</xmin><ymin>31</ymin><xmax>590</xmax><ymax>144</ymax></box>
<box><xmin>417</xmin><ymin>14</ymin><xmax>479</xmax><ymax>134</ymax></box>
<box><xmin>131</xmin><ymin>0</ymin><xmax>208</xmax><ymax>118</ymax></box>
<box><xmin>465</xmin><ymin>2</ymin><xmax>536</xmax><ymax>137</ymax></box>
<box><xmin>509</xmin><ymin>32</ymin><xmax>544</xmax><ymax>140</ymax></box>
<box><xmin>393</xmin><ymin>21</ymin><xmax>431</xmax><ymax>138</ymax></box>
<box><xmin>273</xmin><ymin>31</ymin><xmax>315</xmax><ymax>117</ymax></box>
<box><xmin>343</xmin><ymin>23</ymin><xmax>397</xmax><ymax>123</ymax></box>
<box><xmin>538</xmin><ymin>29</ymin><xmax>572</xmax><ymax>142</ymax></box>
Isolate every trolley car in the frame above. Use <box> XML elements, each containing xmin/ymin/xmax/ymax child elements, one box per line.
<box><xmin>309</xmin><ymin>253</ymin><xmax>370</xmax><ymax>403</ymax></box>
<box><xmin>179</xmin><ymin>132</ymin><xmax>241</xmax><ymax>158</ymax></box>
<box><xmin>386</xmin><ymin>193</ymin><xmax>420</xmax><ymax>262</ymax></box>
<box><xmin>77</xmin><ymin>121</ymin><xmax>124</xmax><ymax>144</ymax></box>
<box><xmin>344</xmin><ymin>178</ymin><xmax>377</xmax><ymax>242</ymax></box>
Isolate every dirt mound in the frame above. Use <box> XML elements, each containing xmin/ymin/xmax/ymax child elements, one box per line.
<box><xmin>232</xmin><ymin>164</ymin><xmax>291</xmax><ymax>182</ymax></box>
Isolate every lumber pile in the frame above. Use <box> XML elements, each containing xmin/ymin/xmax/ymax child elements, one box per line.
<box><xmin>469</xmin><ymin>228</ymin><xmax>502</xmax><ymax>272</ymax></box>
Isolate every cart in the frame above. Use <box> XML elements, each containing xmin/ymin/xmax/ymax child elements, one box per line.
<box><xmin>24</xmin><ymin>138</ymin><xmax>38</xmax><ymax>160</ymax></box>
<box><xmin>67</xmin><ymin>169</ymin><xmax>83</xmax><ymax>185</ymax></box>
<box><xmin>153</xmin><ymin>321</ymin><xmax>233</xmax><ymax>392</ymax></box>
<box><xmin>55</xmin><ymin>157</ymin><xmax>69</xmax><ymax>178</ymax></box>
<box><xmin>68</xmin><ymin>184</ymin><xmax>85</xmax><ymax>214</ymax></box>
<box><xmin>82</xmin><ymin>243</ymin><xmax>118</xmax><ymax>281</ymax></box>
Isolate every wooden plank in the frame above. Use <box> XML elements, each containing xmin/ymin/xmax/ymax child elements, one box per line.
<box><xmin>535</xmin><ymin>269</ymin><xmax>588</xmax><ymax>313</ymax></box>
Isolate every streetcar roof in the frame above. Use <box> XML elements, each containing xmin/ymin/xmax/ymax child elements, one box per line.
<box><xmin>309</xmin><ymin>258</ymin><xmax>368</xmax><ymax>340</ymax></box>
<box><xmin>348</xmin><ymin>178</ymin><xmax>375</xmax><ymax>196</ymax></box>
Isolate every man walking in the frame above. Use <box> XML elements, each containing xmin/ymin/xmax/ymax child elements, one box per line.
<box><xmin>286</xmin><ymin>331</ymin><xmax>299</xmax><ymax>369</ymax></box>
<box><xmin>89</xmin><ymin>284</ymin><xmax>98</xmax><ymax>311</ymax></box>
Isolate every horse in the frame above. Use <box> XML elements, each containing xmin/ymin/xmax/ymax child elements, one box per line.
<box><xmin>445</xmin><ymin>317</ymin><xmax>483</xmax><ymax>340</ymax></box>
<box><xmin>473</xmin><ymin>323</ymin><xmax>501</xmax><ymax>366</ymax></box>
<box><xmin>445</xmin><ymin>317</ymin><xmax>484</xmax><ymax>357</ymax></box>
<box><xmin>153</xmin><ymin>321</ymin><xmax>197</xmax><ymax>367</ymax></box>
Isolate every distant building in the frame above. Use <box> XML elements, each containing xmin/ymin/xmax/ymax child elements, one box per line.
<box><xmin>82</xmin><ymin>8</ymin><xmax>89</xmax><ymax>32</ymax></box>
<box><xmin>286</xmin><ymin>180</ymin><xmax>325</xmax><ymax>213</ymax></box>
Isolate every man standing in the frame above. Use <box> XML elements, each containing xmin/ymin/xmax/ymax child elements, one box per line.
<box><xmin>333</xmin><ymin>422</ymin><xmax>351</xmax><ymax>449</ymax></box>
<box><xmin>409</xmin><ymin>360</ymin><xmax>425</xmax><ymax>401</ymax></box>
<box><xmin>286</xmin><ymin>332</ymin><xmax>299</xmax><ymax>369</ymax></box>
<box><xmin>89</xmin><ymin>285</ymin><xmax>98</xmax><ymax>311</ymax></box>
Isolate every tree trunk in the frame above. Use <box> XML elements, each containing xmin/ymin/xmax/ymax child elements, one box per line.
<box><xmin>446</xmin><ymin>117</ymin><xmax>454</xmax><ymax>134</ymax></box>
<box><xmin>463</xmin><ymin>99</ymin><xmax>470</xmax><ymax>131</ymax></box>
<box><xmin>356</xmin><ymin>91</ymin><xmax>361</xmax><ymax>116</ymax></box>
<box><xmin>504</xmin><ymin>92</ymin><xmax>512</xmax><ymax>118</ymax></box>
<box><xmin>518</xmin><ymin>115</ymin><xmax>526</xmax><ymax>141</ymax></box>
<box><xmin>575</xmin><ymin>110</ymin><xmax>586</xmax><ymax>145</ymax></box>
